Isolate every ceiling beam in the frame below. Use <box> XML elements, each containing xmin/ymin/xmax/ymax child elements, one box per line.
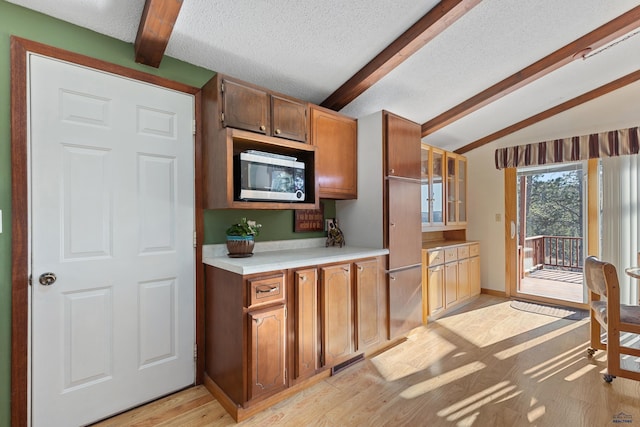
<box><xmin>320</xmin><ymin>0</ymin><xmax>481</xmax><ymax>111</ymax></box>
<box><xmin>134</xmin><ymin>0</ymin><xmax>183</xmax><ymax>68</ymax></box>
<box><xmin>455</xmin><ymin>68</ymin><xmax>640</xmax><ymax>154</ymax></box>
<box><xmin>422</xmin><ymin>5</ymin><xmax>640</xmax><ymax>137</ymax></box>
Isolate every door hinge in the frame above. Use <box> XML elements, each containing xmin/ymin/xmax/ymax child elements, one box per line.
<box><xmin>284</xmin><ymin>368</ymin><xmax>287</xmax><ymax>381</ymax></box>
<box><xmin>221</xmin><ymin>112</ymin><xmax>225</xmax><ymax>123</ymax></box>
<box><xmin>221</xmin><ymin>82</ymin><xmax>225</xmax><ymax>93</ymax></box>
<box><xmin>192</xmin><ymin>119</ymin><xmax>196</xmax><ymax>135</ymax></box>
<box><xmin>28</xmin><ymin>274</ymin><xmax>32</xmax><ymax>286</ymax></box>
<box><xmin>194</xmin><ymin>343</ymin><xmax>197</xmax><ymax>361</ymax></box>
<box><xmin>193</xmin><ymin>231</ymin><xmax>197</xmax><ymax>248</ymax></box>
<box><xmin>284</xmin><ymin>305</ymin><xmax>287</xmax><ymax>319</ymax></box>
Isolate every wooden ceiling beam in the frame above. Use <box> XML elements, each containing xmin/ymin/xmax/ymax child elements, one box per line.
<box><xmin>134</xmin><ymin>0</ymin><xmax>183</xmax><ymax>68</ymax></box>
<box><xmin>422</xmin><ymin>5</ymin><xmax>640</xmax><ymax>138</ymax></box>
<box><xmin>320</xmin><ymin>0</ymin><xmax>481</xmax><ymax>111</ymax></box>
<box><xmin>455</xmin><ymin>68</ymin><xmax>640</xmax><ymax>154</ymax></box>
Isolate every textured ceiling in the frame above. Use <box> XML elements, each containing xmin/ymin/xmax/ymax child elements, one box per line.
<box><xmin>7</xmin><ymin>0</ymin><xmax>640</xmax><ymax>152</ymax></box>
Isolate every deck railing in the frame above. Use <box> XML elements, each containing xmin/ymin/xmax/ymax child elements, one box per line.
<box><xmin>524</xmin><ymin>235</ymin><xmax>583</xmax><ymax>271</ymax></box>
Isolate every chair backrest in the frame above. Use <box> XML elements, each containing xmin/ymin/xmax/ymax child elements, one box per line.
<box><xmin>585</xmin><ymin>256</ymin><xmax>611</xmax><ymax>297</ymax></box>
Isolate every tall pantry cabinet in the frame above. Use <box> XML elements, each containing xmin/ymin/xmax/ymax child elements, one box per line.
<box><xmin>337</xmin><ymin>111</ymin><xmax>422</xmax><ymax>339</ymax></box>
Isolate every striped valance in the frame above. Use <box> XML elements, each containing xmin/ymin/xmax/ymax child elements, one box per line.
<box><xmin>494</xmin><ymin>126</ymin><xmax>640</xmax><ymax>169</ymax></box>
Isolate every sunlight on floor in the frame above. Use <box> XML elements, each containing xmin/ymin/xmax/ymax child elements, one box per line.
<box><xmin>494</xmin><ymin>320</ymin><xmax>585</xmax><ymax>360</ymax></box>
<box><xmin>399</xmin><ymin>361</ymin><xmax>487</xmax><ymax>399</ymax></box>
<box><xmin>436</xmin><ymin>381</ymin><xmax>520</xmax><ymax>422</ymax></box>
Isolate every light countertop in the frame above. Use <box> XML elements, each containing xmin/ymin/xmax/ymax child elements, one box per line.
<box><xmin>203</xmin><ymin>238</ymin><xmax>388</xmax><ymax>275</ymax></box>
<box><xmin>422</xmin><ymin>240</ymin><xmax>478</xmax><ymax>250</ymax></box>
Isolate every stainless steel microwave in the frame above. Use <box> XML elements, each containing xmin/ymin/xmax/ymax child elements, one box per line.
<box><xmin>236</xmin><ymin>150</ymin><xmax>306</xmax><ymax>202</ymax></box>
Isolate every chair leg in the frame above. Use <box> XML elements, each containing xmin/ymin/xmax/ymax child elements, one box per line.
<box><xmin>603</xmin><ymin>374</ymin><xmax>616</xmax><ymax>383</ymax></box>
<box><xmin>586</xmin><ymin>348</ymin><xmax>597</xmax><ymax>358</ymax></box>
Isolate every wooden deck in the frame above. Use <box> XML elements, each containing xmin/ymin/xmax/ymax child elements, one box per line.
<box><xmin>520</xmin><ymin>268</ymin><xmax>584</xmax><ymax>303</ymax></box>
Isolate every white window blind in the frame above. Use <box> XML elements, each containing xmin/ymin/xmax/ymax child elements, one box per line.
<box><xmin>601</xmin><ymin>155</ymin><xmax>640</xmax><ymax>305</ymax></box>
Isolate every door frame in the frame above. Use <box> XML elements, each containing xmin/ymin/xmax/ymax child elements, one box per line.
<box><xmin>10</xmin><ymin>37</ymin><xmax>205</xmax><ymax>426</ymax></box>
<box><xmin>504</xmin><ymin>159</ymin><xmax>599</xmax><ymax>309</ymax></box>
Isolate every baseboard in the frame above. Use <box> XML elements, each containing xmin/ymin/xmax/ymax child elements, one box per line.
<box><xmin>481</xmin><ymin>288</ymin><xmax>507</xmax><ymax>298</ymax></box>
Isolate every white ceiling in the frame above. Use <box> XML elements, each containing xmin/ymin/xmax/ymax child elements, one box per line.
<box><xmin>8</xmin><ymin>0</ymin><xmax>640</xmax><ymax>152</ymax></box>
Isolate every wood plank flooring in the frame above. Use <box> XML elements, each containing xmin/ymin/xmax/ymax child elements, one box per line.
<box><xmin>94</xmin><ymin>295</ymin><xmax>640</xmax><ymax>426</ymax></box>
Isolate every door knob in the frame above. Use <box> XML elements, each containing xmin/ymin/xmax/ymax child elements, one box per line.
<box><xmin>39</xmin><ymin>272</ymin><xmax>57</xmax><ymax>286</ymax></box>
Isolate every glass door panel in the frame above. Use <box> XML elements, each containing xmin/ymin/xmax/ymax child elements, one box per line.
<box><xmin>458</xmin><ymin>158</ymin><xmax>466</xmax><ymax>223</ymax></box>
<box><xmin>446</xmin><ymin>155</ymin><xmax>457</xmax><ymax>223</ymax></box>
<box><xmin>432</xmin><ymin>149</ymin><xmax>444</xmax><ymax>225</ymax></box>
<box><xmin>421</xmin><ymin>146</ymin><xmax>430</xmax><ymax>223</ymax></box>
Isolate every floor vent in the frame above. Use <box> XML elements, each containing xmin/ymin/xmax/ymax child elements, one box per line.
<box><xmin>331</xmin><ymin>353</ymin><xmax>365</xmax><ymax>376</ymax></box>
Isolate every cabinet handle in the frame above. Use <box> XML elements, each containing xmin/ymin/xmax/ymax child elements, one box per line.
<box><xmin>299</xmin><ymin>275</ymin><xmax>306</xmax><ymax>282</ymax></box>
<box><xmin>357</xmin><ymin>266</ymin><xmax>364</xmax><ymax>271</ymax></box>
<box><xmin>259</xmin><ymin>125</ymin><xmax>266</xmax><ymax>131</ymax></box>
<box><xmin>342</xmin><ymin>267</ymin><xmax>350</xmax><ymax>272</ymax></box>
<box><xmin>390</xmin><ymin>168</ymin><xmax>395</xmax><ymax>174</ymax></box>
<box><xmin>275</xmin><ymin>128</ymin><xmax>281</xmax><ymax>135</ymax></box>
<box><xmin>256</xmin><ymin>284</ymin><xmax>278</xmax><ymax>294</ymax></box>
<box><xmin>390</xmin><ymin>275</ymin><xmax>396</xmax><ymax>281</ymax></box>
<box><xmin>390</xmin><ymin>222</ymin><xmax>396</xmax><ymax>227</ymax></box>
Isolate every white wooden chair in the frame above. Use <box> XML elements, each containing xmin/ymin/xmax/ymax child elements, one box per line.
<box><xmin>585</xmin><ymin>256</ymin><xmax>640</xmax><ymax>382</ymax></box>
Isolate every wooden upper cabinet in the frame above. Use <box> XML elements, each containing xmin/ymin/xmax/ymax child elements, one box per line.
<box><xmin>445</xmin><ymin>152</ymin><xmax>467</xmax><ymax>225</ymax></box>
<box><xmin>221</xmin><ymin>77</ymin><xmax>270</xmax><ymax>135</ymax></box>
<box><xmin>384</xmin><ymin>111</ymin><xmax>421</xmax><ymax>180</ymax></box>
<box><xmin>271</xmin><ymin>95</ymin><xmax>308</xmax><ymax>143</ymax></box>
<box><xmin>219</xmin><ymin>75</ymin><xmax>308</xmax><ymax>142</ymax></box>
<box><xmin>310</xmin><ymin>106</ymin><xmax>357</xmax><ymax>199</ymax></box>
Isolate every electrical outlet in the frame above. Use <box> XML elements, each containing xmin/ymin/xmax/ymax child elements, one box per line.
<box><xmin>495</xmin><ymin>213</ymin><xmax>501</xmax><ymax>222</ymax></box>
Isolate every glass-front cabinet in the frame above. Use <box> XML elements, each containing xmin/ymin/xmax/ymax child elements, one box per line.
<box><xmin>421</xmin><ymin>144</ymin><xmax>445</xmax><ymax>227</ymax></box>
<box><xmin>457</xmin><ymin>156</ymin><xmax>467</xmax><ymax>223</ymax></box>
<box><xmin>445</xmin><ymin>153</ymin><xmax>467</xmax><ymax>226</ymax></box>
<box><xmin>422</xmin><ymin>144</ymin><xmax>467</xmax><ymax>229</ymax></box>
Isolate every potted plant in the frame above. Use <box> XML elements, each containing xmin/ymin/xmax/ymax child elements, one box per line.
<box><xmin>225</xmin><ymin>218</ymin><xmax>261</xmax><ymax>257</ymax></box>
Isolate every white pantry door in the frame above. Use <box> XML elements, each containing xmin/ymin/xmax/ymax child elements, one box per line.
<box><xmin>30</xmin><ymin>54</ymin><xmax>195</xmax><ymax>426</ymax></box>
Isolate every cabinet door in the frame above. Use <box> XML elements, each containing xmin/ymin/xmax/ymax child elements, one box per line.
<box><xmin>446</xmin><ymin>154</ymin><xmax>458</xmax><ymax>224</ymax></box>
<box><xmin>294</xmin><ymin>268</ymin><xmax>318</xmax><ymax>380</ymax></box>
<box><xmin>457</xmin><ymin>156</ymin><xmax>467</xmax><ymax>224</ymax></box>
<box><xmin>444</xmin><ymin>262</ymin><xmax>458</xmax><ymax>307</ymax></box>
<box><xmin>421</xmin><ymin>145</ymin><xmax>431</xmax><ymax>224</ymax></box>
<box><xmin>427</xmin><ymin>265</ymin><xmax>445</xmax><ymax>317</ymax></box>
<box><xmin>221</xmin><ymin>78</ymin><xmax>270</xmax><ymax>135</ymax></box>
<box><xmin>388</xmin><ymin>179</ymin><xmax>422</xmax><ymax>269</ymax></box>
<box><xmin>470</xmin><ymin>256</ymin><xmax>481</xmax><ymax>296</ymax></box>
<box><xmin>385</xmin><ymin>112</ymin><xmax>421</xmax><ymax>179</ymax></box>
<box><xmin>248</xmin><ymin>305</ymin><xmax>287</xmax><ymax>401</ymax></box>
<box><xmin>311</xmin><ymin>106</ymin><xmax>357</xmax><ymax>199</ymax></box>
<box><xmin>458</xmin><ymin>258</ymin><xmax>470</xmax><ymax>301</ymax></box>
<box><xmin>432</xmin><ymin>148</ymin><xmax>446</xmax><ymax>226</ymax></box>
<box><xmin>320</xmin><ymin>264</ymin><xmax>353</xmax><ymax>367</ymax></box>
<box><xmin>355</xmin><ymin>259</ymin><xmax>384</xmax><ymax>351</ymax></box>
<box><xmin>388</xmin><ymin>265</ymin><xmax>422</xmax><ymax>339</ymax></box>
<box><xmin>272</xmin><ymin>95</ymin><xmax>308</xmax><ymax>142</ymax></box>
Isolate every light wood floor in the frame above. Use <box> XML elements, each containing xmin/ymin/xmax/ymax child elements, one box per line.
<box><xmin>95</xmin><ymin>295</ymin><xmax>640</xmax><ymax>426</ymax></box>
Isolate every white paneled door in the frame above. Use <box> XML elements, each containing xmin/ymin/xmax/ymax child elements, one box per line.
<box><xmin>30</xmin><ymin>54</ymin><xmax>195</xmax><ymax>426</ymax></box>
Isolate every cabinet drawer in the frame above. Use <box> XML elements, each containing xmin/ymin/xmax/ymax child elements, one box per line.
<box><xmin>457</xmin><ymin>245</ymin><xmax>470</xmax><ymax>259</ymax></box>
<box><xmin>247</xmin><ymin>274</ymin><xmax>285</xmax><ymax>309</ymax></box>
<box><xmin>444</xmin><ymin>248</ymin><xmax>458</xmax><ymax>263</ymax></box>
<box><xmin>469</xmin><ymin>244</ymin><xmax>480</xmax><ymax>257</ymax></box>
<box><xmin>427</xmin><ymin>249</ymin><xmax>445</xmax><ymax>266</ymax></box>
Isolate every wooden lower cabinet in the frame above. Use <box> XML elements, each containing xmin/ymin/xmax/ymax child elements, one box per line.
<box><xmin>355</xmin><ymin>259</ymin><xmax>386</xmax><ymax>350</ymax></box>
<box><xmin>205</xmin><ymin>255</ymin><xmax>394</xmax><ymax>421</ymax></box>
<box><xmin>293</xmin><ymin>268</ymin><xmax>318</xmax><ymax>380</ymax></box>
<box><xmin>248</xmin><ymin>305</ymin><xmax>287</xmax><ymax>400</ymax></box>
<box><xmin>423</xmin><ymin>243</ymin><xmax>481</xmax><ymax>320</ymax></box>
<box><xmin>320</xmin><ymin>263</ymin><xmax>354</xmax><ymax>366</ymax></box>
<box><xmin>426</xmin><ymin>264</ymin><xmax>445</xmax><ymax>318</ymax></box>
<box><xmin>388</xmin><ymin>265</ymin><xmax>423</xmax><ymax>339</ymax></box>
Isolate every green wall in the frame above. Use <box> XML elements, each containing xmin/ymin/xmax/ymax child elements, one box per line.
<box><xmin>0</xmin><ymin>2</ymin><xmax>333</xmax><ymax>424</ymax></box>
